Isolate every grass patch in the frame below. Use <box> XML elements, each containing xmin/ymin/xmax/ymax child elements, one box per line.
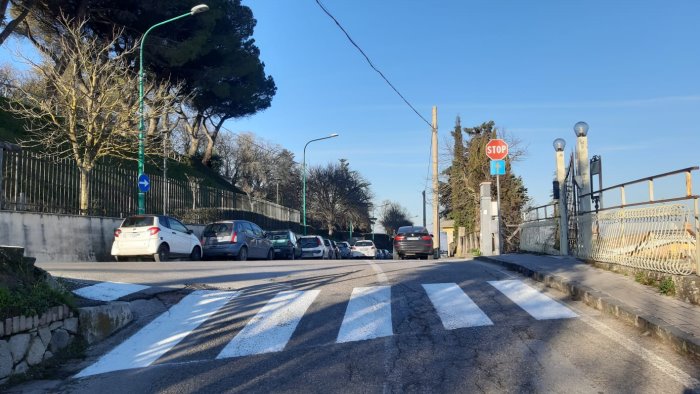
<box><xmin>634</xmin><ymin>271</ymin><xmax>656</xmax><ymax>286</ymax></box>
<box><xmin>658</xmin><ymin>277</ymin><xmax>676</xmax><ymax>296</ymax></box>
<box><xmin>0</xmin><ymin>282</ymin><xmax>75</xmax><ymax>320</ymax></box>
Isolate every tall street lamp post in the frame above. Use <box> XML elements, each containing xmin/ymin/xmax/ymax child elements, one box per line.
<box><xmin>302</xmin><ymin>133</ymin><xmax>339</xmax><ymax>234</ymax></box>
<box><xmin>137</xmin><ymin>4</ymin><xmax>209</xmax><ymax>214</ymax></box>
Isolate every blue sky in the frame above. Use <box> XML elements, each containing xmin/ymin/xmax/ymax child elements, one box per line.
<box><xmin>2</xmin><ymin>1</ymin><xmax>699</xmax><ymax>229</ymax></box>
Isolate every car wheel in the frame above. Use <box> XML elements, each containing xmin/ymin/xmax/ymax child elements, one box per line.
<box><xmin>154</xmin><ymin>244</ymin><xmax>169</xmax><ymax>262</ymax></box>
<box><xmin>190</xmin><ymin>246</ymin><xmax>202</xmax><ymax>261</ymax></box>
<box><xmin>289</xmin><ymin>251</ymin><xmax>295</xmax><ymax>260</ymax></box>
<box><xmin>427</xmin><ymin>252</ymin><xmax>435</xmax><ymax>260</ymax></box>
<box><xmin>236</xmin><ymin>246</ymin><xmax>248</xmax><ymax>261</ymax></box>
<box><xmin>114</xmin><ymin>256</ymin><xmax>127</xmax><ymax>262</ymax></box>
<box><xmin>267</xmin><ymin>249</ymin><xmax>274</xmax><ymax>260</ymax></box>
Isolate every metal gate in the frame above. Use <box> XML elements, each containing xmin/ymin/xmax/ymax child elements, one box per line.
<box><xmin>563</xmin><ymin>153</ymin><xmax>578</xmax><ymax>255</ymax></box>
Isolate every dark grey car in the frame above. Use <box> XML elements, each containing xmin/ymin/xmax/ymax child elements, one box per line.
<box><xmin>201</xmin><ymin>220</ymin><xmax>274</xmax><ymax>261</ymax></box>
<box><xmin>269</xmin><ymin>230</ymin><xmax>301</xmax><ymax>260</ymax></box>
<box><xmin>393</xmin><ymin>225</ymin><xmax>434</xmax><ymax>260</ymax></box>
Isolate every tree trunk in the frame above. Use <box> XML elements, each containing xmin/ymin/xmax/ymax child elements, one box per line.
<box><xmin>327</xmin><ymin>223</ymin><xmax>334</xmax><ymax>237</ymax></box>
<box><xmin>201</xmin><ymin>131</ymin><xmax>214</xmax><ymax>167</ymax></box>
<box><xmin>79</xmin><ymin>167</ymin><xmax>91</xmax><ymax>215</ymax></box>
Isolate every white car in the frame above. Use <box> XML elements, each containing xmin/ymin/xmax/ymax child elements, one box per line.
<box><xmin>299</xmin><ymin>235</ymin><xmax>329</xmax><ymax>259</ymax></box>
<box><xmin>351</xmin><ymin>240</ymin><xmax>377</xmax><ymax>259</ymax></box>
<box><xmin>111</xmin><ymin>215</ymin><xmax>202</xmax><ymax>262</ymax></box>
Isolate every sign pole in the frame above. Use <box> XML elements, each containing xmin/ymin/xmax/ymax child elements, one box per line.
<box><xmin>496</xmin><ymin>171</ymin><xmax>502</xmax><ymax>255</ymax></box>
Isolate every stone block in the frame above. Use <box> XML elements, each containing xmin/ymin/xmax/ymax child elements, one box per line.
<box><xmin>79</xmin><ymin>302</ymin><xmax>133</xmax><ymax>345</ymax></box>
<box><xmin>57</xmin><ymin>306</ymin><xmax>63</xmax><ymax>320</ymax></box>
<box><xmin>63</xmin><ymin>317</ymin><xmax>79</xmax><ymax>334</ymax></box>
<box><xmin>5</xmin><ymin>318</ymin><xmax>12</xmax><ymax>336</ymax></box>
<box><xmin>8</xmin><ymin>333</ymin><xmax>30</xmax><ymax>363</ymax></box>
<box><xmin>33</xmin><ymin>315</ymin><xmax>39</xmax><ymax>329</ymax></box>
<box><xmin>26</xmin><ymin>336</ymin><xmax>47</xmax><ymax>366</ymax></box>
<box><xmin>13</xmin><ymin>361</ymin><xmax>28</xmax><ymax>375</ymax></box>
<box><xmin>12</xmin><ymin>316</ymin><xmax>19</xmax><ymax>333</ymax></box>
<box><xmin>43</xmin><ymin>350</ymin><xmax>53</xmax><ymax>361</ymax></box>
<box><xmin>0</xmin><ymin>340</ymin><xmax>11</xmax><ymax>379</ymax></box>
<box><xmin>49</xmin><ymin>329</ymin><xmax>70</xmax><ymax>353</ymax></box>
<box><xmin>38</xmin><ymin>327</ymin><xmax>52</xmax><ymax>347</ymax></box>
<box><xmin>49</xmin><ymin>321</ymin><xmax>63</xmax><ymax>331</ymax></box>
<box><xmin>0</xmin><ymin>321</ymin><xmax>4</xmax><ymax>337</ymax></box>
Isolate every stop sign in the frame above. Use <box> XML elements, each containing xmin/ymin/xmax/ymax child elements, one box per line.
<box><xmin>485</xmin><ymin>139</ymin><xmax>508</xmax><ymax>161</ymax></box>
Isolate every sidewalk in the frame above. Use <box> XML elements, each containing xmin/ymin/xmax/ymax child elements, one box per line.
<box><xmin>477</xmin><ymin>253</ymin><xmax>700</xmax><ymax>360</ymax></box>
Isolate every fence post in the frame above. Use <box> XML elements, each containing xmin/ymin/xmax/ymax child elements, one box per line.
<box><xmin>555</xmin><ymin>146</ymin><xmax>568</xmax><ymax>255</ymax></box>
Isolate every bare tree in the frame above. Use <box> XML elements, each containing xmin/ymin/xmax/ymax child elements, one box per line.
<box><xmin>4</xmin><ymin>17</ymin><xmax>178</xmax><ymax>213</ymax></box>
<box><xmin>379</xmin><ymin>201</ymin><xmax>413</xmax><ymax>236</ymax></box>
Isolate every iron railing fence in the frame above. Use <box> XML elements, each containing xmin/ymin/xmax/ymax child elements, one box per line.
<box><xmin>0</xmin><ymin>149</ymin><xmax>301</xmax><ymax>229</ymax></box>
<box><xmin>520</xmin><ymin>202</ymin><xmax>559</xmax><ymax>255</ymax></box>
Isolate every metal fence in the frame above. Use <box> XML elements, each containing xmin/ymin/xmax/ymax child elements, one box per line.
<box><xmin>0</xmin><ymin>149</ymin><xmax>300</xmax><ymax>229</ymax></box>
<box><xmin>520</xmin><ymin>203</ymin><xmax>559</xmax><ymax>255</ymax></box>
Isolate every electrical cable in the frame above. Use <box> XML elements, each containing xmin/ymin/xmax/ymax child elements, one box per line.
<box><xmin>314</xmin><ymin>0</ymin><xmax>432</xmax><ymax>128</ymax></box>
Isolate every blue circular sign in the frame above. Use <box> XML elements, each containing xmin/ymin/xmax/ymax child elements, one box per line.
<box><xmin>138</xmin><ymin>173</ymin><xmax>151</xmax><ymax>193</ymax></box>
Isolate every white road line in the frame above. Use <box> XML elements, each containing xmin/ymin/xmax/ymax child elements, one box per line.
<box><xmin>367</xmin><ymin>260</ymin><xmax>388</xmax><ymax>283</ymax></box>
<box><xmin>337</xmin><ymin>286</ymin><xmax>393</xmax><ymax>343</ymax></box>
<box><xmin>75</xmin><ymin>290</ymin><xmax>239</xmax><ymax>378</ymax></box>
<box><xmin>217</xmin><ymin>290</ymin><xmax>321</xmax><ymax>358</ymax></box>
<box><xmin>576</xmin><ymin>311</ymin><xmax>700</xmax><ymax>390</ymax></box>
<box><xmin>488</xmin><ymin>280</ymin><xmax>578</xmax><ymax>320</ymax></box>
<box><xmin>423</xmin><ymin>283</ymin><xmax>493</xmax><ymax>329</ymax></box>
<box><xmin>73</xmin><ymin>281</ymin><xmax>149</xmax><ymax>301</ymax></box>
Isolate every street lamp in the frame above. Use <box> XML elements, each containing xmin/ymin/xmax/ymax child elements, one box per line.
<box><xmin>302</xmin><ymin>133</ymin><xmax>339</xmax><ymax>234</ymax></box>
<box><xmin>137</xmin><ymin>4</ymin><xmax>209</xmax><ymax>214</ymax></box>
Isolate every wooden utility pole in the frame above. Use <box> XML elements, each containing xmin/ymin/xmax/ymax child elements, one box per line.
<box><xmin>422</xmin><ymin>190</ymin><xmax>426</xmax><ymax>228</ymax></box>
<box><xmin>431</xmin><ymin>106</ymin><xmax>440</xmax><ymax>258</ymax></box>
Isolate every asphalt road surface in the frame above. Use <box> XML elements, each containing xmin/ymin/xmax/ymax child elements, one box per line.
<box><xmin>32</xmin><ymin>257</ymin><xmax>700</xmax><ymax>393</ymax></box>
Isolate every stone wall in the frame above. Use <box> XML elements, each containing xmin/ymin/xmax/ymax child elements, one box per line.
<box><xmin>0</xmin><ymin>305</ymin><xmax>77</xmax><ymax>384</ymax></box>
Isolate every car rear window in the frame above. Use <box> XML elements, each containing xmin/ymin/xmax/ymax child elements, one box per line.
<box><xmin>203</xmin><ymin>223</ymin><xmax>233</xmax><ymax>237</ymax></box>
<box><xmin>269</xmin><ymin>231</ymin><xmax>290</xmax><ymax>240</ymax></box>
<box><xmin>121</xmin><ymin>216</ymin><xmax>154</xmax><ymax>227</ymax></box>
<box><xmin>397</xmin><ymin>226</ymin><xmax>428</xmax><ymax>234</ymax></box>
<box><xmin>355</xmin><ymin>241</ymin><xmax>373</xmax><ymax>246</ymax></box>
<box><xmin>300</xmin><ymin>237</ymin><xmax>320</xmax><ymax>247</ymax></box>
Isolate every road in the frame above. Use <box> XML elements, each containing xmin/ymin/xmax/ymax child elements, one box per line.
<box><xmin>34</xmin><ymin>257</ymin><xmax>700</xmax><ymax>393</ymax></box>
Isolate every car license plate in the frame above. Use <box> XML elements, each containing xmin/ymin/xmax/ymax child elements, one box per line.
<box><xmin>274</xmin><ymin>249</ymin><xmax>281</xmax><ymax>252</ymax></box>
<box><xmin>407</xmin><ymin>236</ymin><xmax>419</xmax><ymax>240</ymax></box>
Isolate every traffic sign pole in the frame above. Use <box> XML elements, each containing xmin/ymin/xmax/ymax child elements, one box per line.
<box><xmin>486</xmin><ymin>140</ymin><xmax>508</xmax><ymax>255</ymax></box>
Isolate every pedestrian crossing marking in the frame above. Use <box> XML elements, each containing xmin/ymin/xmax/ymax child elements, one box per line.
<box><xmin>217</xmin><ymin>290</ymin><xmax>321</xmax><ymax>359</ymax></box>
<box><xmin>73</xmin><ymin>281</ymin><xmax>149</xmax><ymax>301</ymax></box>
<box><xmin>337</xmin><ymin>286</ymin><xmax>393</xmax><ymax>343</ymax></box>
<box><xmin>423</xmin><ymin>283</ymin><xmax>493</xmax><ymax>329</ymax></box>
<box><xmin>75</xmin><ymin>290</ymin><xmax>240</xmax><ymax>378</ymax></box>
<box><xmin>488</xmin><ymin>280</ymin><xmax>578</xmax><ymax>320</ymax></box>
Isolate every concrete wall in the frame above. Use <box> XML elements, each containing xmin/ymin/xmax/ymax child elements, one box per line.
<box><xmin>0</xmin><ymin>211</ymin><xmax>205</xmax><ymax>262</ymax></box>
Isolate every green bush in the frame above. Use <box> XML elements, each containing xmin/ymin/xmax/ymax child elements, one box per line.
<box><xmin>470</xmin><ymin>248</ymin><xmax>482</xmax><ymax>257</ymax></box>
<box><xmin>0</xmin><ymin>282</ymin><xmax>75</xmax><ymax>320</ymax></box>
<box><xmin>658</xmin><ymin>277</ymin><xmax>676</xmax><ymax>296</ymax></box>
<box><xmin>634</xmin><ymin>271</ymin><xmax>656</xmax><ymax>286</ymax></box>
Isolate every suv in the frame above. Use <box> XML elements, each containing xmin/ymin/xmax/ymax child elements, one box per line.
<box><xmin>269</xmin><ymin>230</ymin><xmax>301</xmax><ymax>260</ymax></box>
<box><xmin>201</xmin><ymin>220</ymin><xmax>273</xmax><ymax>261</ymax></box>
<box><xmin>111</xmin><ymin>215</ymin><xmax>201</xmax><ymax>262</ymax></box>
<box><xmin>393</xmin><ymin>226</ymin><xmax>434</xmax><ymax>260</ymax></box>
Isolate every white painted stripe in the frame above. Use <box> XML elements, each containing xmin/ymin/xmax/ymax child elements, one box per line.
<box><xmin>75</xmin><ymin>290</ymin><xmax>239</xmax><ymax>378</ymax></box>
<box><xmin>217</xmin><ymin>290</ymin><xmax>320</xmax><ymax>358</ymax></box>
<box><xmin>423</xmin><ymin>283</ymin><xmax>493</xmax><ymax>329</ymax></box>
<box><xmin>488</xmin><ymin>280</ymin><xmax>578</xmax><ymax>320</ymax></box>
<box><xmin>336</xmin><ymin>286</ymin><xmax>392</xmax><ymax>343</ymax></box>
<box><xmin>73</xmin><ymin>281</ymin><xmax>149</xmax><ymax>301</ymax></box>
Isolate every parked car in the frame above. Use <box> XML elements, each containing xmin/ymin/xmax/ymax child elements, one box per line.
<box><xmin>111</xmin><ymin>215</ymin><xmax>202</xmax><ymax>262</ymax></box>
<box><xmin>381</xmin><ymin>249</ymin><xmax>391</xmax><ymax>259</ymax></box>
<box><xmin>376</xmin><ymin>249</ymin><xmax>386</xmax><ymax>259</ymax></box>
<box><xmin>337</xmin><ymin>241</ymin><xmax>352</xmax><ymax>259</ymax></box>
<box><xmin>269</xmin><ymin>229</ymin><xmax>301</xmax><ymax>260</ymax></box>
<box><xmin>323</xmin><ymin>239</ymin><xmax>337</xmax><ymax>259</ymax></box>
<box><xmin>351</xmin><ymin>240</ymin><xmax>377</xmax><ymax>259</ymax></box>
<box><xmin>201</xmin><ymin>220</ymin><xmax>273</xmax><ymax>261</ymax></box>
<box><xmin>330</xmin><ymin>240</ymin><xmax>341</xmax><ymax>260</ymax></box>
<box><xmin>393</xmin><ymin>225</ymin><xmax>434</xmax><ymax>260</ymax></box>
<box><xmin>299</xmin><ymin>235</ymin><xmax>328</xmax><ymax>259</ymax></box>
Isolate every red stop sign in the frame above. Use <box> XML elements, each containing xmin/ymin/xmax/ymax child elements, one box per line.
<box><xmin>485</xmin><ymin>139</ymin><xmax>509</xmax><ymax>161</ymax></box>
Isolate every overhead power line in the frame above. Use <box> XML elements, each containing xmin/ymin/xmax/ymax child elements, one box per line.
<box><xmin>314</xmin><ymin>0</ymin><xmax>431</xmax><ymax>128</ymax></box>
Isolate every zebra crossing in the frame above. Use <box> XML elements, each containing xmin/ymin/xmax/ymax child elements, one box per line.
<box><xmin>75</xmin><ymin>280</ymin><xmax>578</xmax><ymax>379</ymax></box>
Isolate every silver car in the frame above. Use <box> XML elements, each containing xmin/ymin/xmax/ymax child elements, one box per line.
<box><xmin>201</xmin><ymin>220</ymin><xmax>274</xmax><ymax>261</ymax></box>
<box><xmin>299</xmin><ymin>235</ymin><xmax>328</xmax><ymax>259</ymax></box>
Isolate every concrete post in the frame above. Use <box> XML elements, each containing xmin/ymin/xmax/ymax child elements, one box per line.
<box><xmin>555</xmin><ymin>148</ymin><xmax>568</xmax><ymax>255</ymax></box>
<box><xmin>479</xmin><ymin>182</ymin><xmax>494</xmax><ymax>256</ymax></box>
<box><xmin>575</xmin><ymin>123</ymin><xmax>592</xmax><ymax>257</ymax></box>
<box><xmin>0</xmin><ymin>147</ymin><xmax>4</xmax><ymax>210</ymax></box>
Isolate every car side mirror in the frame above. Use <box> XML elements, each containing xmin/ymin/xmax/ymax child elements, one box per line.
<box><xmin>187</xmin><ymin>230</ymin><xmax>194</xmax><ymax>235</ymax></box>
<box><xmin>430</xmin><ymin>234</ymin><xmax>434</xmax><ymax>237</ymax></box>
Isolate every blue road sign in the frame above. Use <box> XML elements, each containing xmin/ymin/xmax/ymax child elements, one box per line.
<box><xmin>490</xmin><ymin>160</ymin><xmax>506</xmax><ymax>176</ymax></box>
<box><xmin>138</xmin><ymin>173</ymin><xmax>150</xmax><ymax>193</ymax></box>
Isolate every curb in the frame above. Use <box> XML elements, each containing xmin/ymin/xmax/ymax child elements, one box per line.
<box><xmin>476</xmin><ymin>256</ymin><xmax>700</xmax><ymax>361</ymax></box>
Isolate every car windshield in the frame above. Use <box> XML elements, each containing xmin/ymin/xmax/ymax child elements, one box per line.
<box><xmin>300</xmin><ymin>237</ymin><xmax>320</xmax><ymax>247</ymax></box>
<box><xmin>121</xmin><ymin>216</ymin><xmax>154</xmax><ymax>227</ymax></box>
<box><xmin>202</xmin><ymin>223</ymin><xmax>232</xmax><ymax>237</ymax></box>
<box><xmin>355</xmin><ymin>241</ymin><xmax>373</xmax><ymax>246</ymax></box>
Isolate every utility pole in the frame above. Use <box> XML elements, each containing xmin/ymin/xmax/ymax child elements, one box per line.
<box><xmin>422</xmin><ymin>190</ymin><xmax>426</xmax><ymax>228</ymax></box>
<box><xmin>431</xmin><ymin>106</ymin><xmax>440</xmax><ymax>258</ymax></box>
